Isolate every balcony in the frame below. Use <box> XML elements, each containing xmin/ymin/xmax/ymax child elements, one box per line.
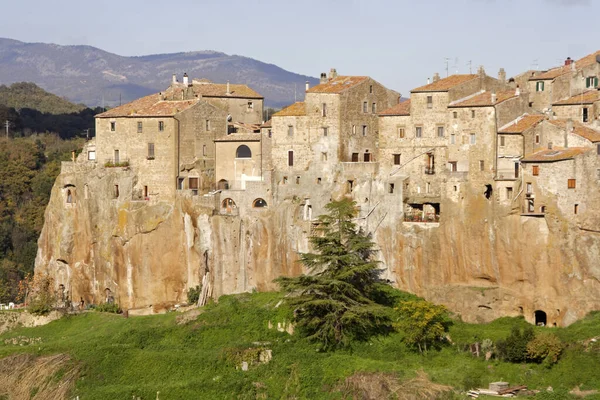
<box><xmin>424</xmin><ymin>166</ymin><xmax>435</xmax><ymax>175</ymax></box>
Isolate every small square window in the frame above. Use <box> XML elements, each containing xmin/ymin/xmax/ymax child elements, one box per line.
<box><xmin>449</xmin><ymin>161</ymin><xmax>457</xmax><ymax>172</ymax></box>
<box><xmin>470</xmin><ymin>133</ymin><xmax>476</xmax><ymax>144</ymax></box>
<box><xmin>351</xmin><ymin>153</ymin><xmax>359</xmax><ymax>162</ymax></box>
<box><xmin>321</xmin><ymin>152</ymin><xmax>328</xmax><ymax>161</ymax></box>
<box><xmin>323</xmin><ymin>127</ymin><xmax>328</xmax><ymax>137</ymax></box>
<box><xmin>247</xmin><ymin>101</ymin><xmax>254</xmax><ymax>110</ymax></box>
<box><xmin>479</xmin><ymin>160</ymin><xmax>484</xmax><ymax>171</ymax></box>
<box><xmin>317</xmin><ymin>177</ymin><xmax>322</xmax><ymax>184</ymax></box>
<box><xmin>206</xmin><ymin>120</ymin><xmax>210</xmax><ymax>130</ymax></box>
<box><xmin>110</xmin><ymin>121</ymin><xmax>116</xmax><ymax>131</ymax></box>
<box><xmin>137</xmin><ymin>122</ymin><xmax>143</xmax><ymax>133</ymax></box>
<box><xmin>288</xmin><ymin>125</ymin><xmax>294</xmax><ymax>136</ymax></box>
<box><xmin>415</xmin><ymin>127</ymin><xmax>422</xmax><ymax>138</ymax></box>
<box><xmin>282</xmin><ymin>176</ymin><xmax>288</xmax><ymax>184</ymax></box>
<box><xmin>567</xmin><ymin>178</ymin><xmax>576</xmax><ymax>189</ymax></box>
<box><xmin>471</xmin><ymin>110</ymin><xmax>476</xmax><ymax>118</ymax></box>
<box><xmin>388</xmin><ymin>183</ymin><xmax>394</xmax><ymax>194</ymax></box>
<box><xmin>532</xmin><ymin>165</ymin><xmax>539</xmax><ymax>176</ymax></box>
<box><xmin>369</xmin><ymin>85</ymin><xmax>373</xmax><ymax>94</ymax></box>
<box><xmin>536</xmin><ymin>81</ymin><xmax>545</xmax><ymax>92</ymax></box>
<box><xmin>147</xmin><ymin>143</ymin><xmax>155</xmax><ymax>159</ymax></box>
<box><xmin>363</xmin><ymin>102</ymin><xmax>368</xmax><ymax>113</ymax></box>
<box><xmin>158</xmin><ymin>121</ymin><xmax>164</xmax><ymax>131</ymax></box>
<box><xmin>87</xmin><ymin>150</ymin><xmax>96</xmax><ymax>161</ymax></box>
<box><xmin>506</xmin><ymin>187</ymin><xmax>513</xmax><ymax>200</ymax></box>
<box><xmin>296</xmin><ymin>176</ymin><xmax>300</xmax><ymax>184</ymax></box>
<box><xmin>322</xmin><ymin>103</ymin><xmax>327</xmax><ymax>117</ymax></box>
<box><xmin>427</xmin><ymin>96</ymin><xmax>433</xmax><ymax>109</ymax></box>
<box><xmin>393</xmin><ymin>154</ymin><xmax>401</xmax><ymax>165</ymax></box>
<box><xmin>398</xmin><ymin>127</ymin><xmax>405</xmax><ymax>138</ymax></box>
<box><xmin>450</xmin><ymin>134</ymin><xmax>456</xmax><ymax>144</ymax></box>
<box><xmin>535</xmin><ymin>134</ymin><xmax>540</xmax><ymax>144</ymax></box>
<box><xmin>500</xmin><ymin>135</ymin><xmax>505</xmax><ymax>147</ymax></box>
<box><xmin>574</xmin><ymin>204</ymin><xmax>579</xmax><ymax>214</ymax></box>
<box><xmin>372</xmin><ymin>103</ymin><xmax>376</xmax><ymax>113</ymax></box>
<box><xmin>437</xmin><ymin>126</ymin><xmax>444</xmax><ymax>137</ymax></box>
<box><xmin>453</xmin><ymin>111</ymin><xmax>457</xmax><ymax>119</ymax></box>
<box><xmin>362</xmin><ymin>125</ymin><xmax>368</xmax><ymax>136</ymax></box>
<box><xmin>203</xmin><ymin>145</ymin><xmax>207</xmax><ymax>156</ymax></box>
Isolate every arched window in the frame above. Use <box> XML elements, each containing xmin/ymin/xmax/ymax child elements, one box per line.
<box><xmin>236</xmin><ymin>145</ymin><xmax>252</xmax><ymax>158</ymax></box>
<box><xmin>66</xmin><ymin>189</ymin><xmax>73</xmax><ymax>203</ymax></box>
<box><xmin>253</xmin><ymin>198</ymin><xmax>267</xmax><ymax>208</ymax></box>
<box><xmin>217</xmin><ymin>179</ymin><xmax>229</xmax><ymax>190</ymax></box>
<box><xmin>221</xmin><ymin>198</ymin><xmax>237</xmax><ymax>213</ymax></box>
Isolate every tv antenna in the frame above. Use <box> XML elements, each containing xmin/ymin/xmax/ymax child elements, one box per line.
<box><xmin>467</xmin><ymin>60</ymin><xmax>472</xmax><ymax>74</ymax></box>
<box><xmin>444</xmin><ymin>58</ymin><xmax>450</xmax><ymax>77</ymax></box>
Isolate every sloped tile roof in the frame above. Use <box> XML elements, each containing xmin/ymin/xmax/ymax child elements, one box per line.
<box><xmin>548</xmin><ymin>119</ymin><xmax>600</xmax><ymax>143</ymax></box>
<box><xmin>306</xmin><ymin>76</ymin><xmax>368</xmax><ymax>94</ymax></box>
<box><xmin>96</xmin><ymin>94</ymin><xmax>199</xmax><ymax>118</ymax></box>
<box><xmin>449</xmin><ymin>90</ymin><xmax>517</xmax><ymax>108</ymax></box>
<box><xmin>529</xmin><ymin>50</ymin><xmax>600</xmax><ymax>81</ymax></box>
<box><xmin>378</xmin><ymin>99</ymin><xmax>411</xmax><ymax>116</ymax></box>
<box><xmin>272</xmin><ymin>102</ymin><xmax>306</xmax><ymax>117</ymax></box>
<box><xmin>411</xmin><ymin>74</ymin><xmax>478</xmax><ymax>93</ymax></box>
<box><xmin>521</xmin><ymin>147</ymin><xmax>589</xmax><ymax>163</ymax></box>
<box><xmin>498</xmin><ymin>114</ymin><xmax>545</xmax><ymax>134</ymax></box>
<box><xmin>552</xmin><ymin>90</ymin><xmax>600</xmax><ymax>106</ymax></box>
<box><xmin>261</xmin><ymin>119</ymin><xmax>272</xmax><ymax>128</ymax></box>
<box><xmin>190</xmin><ymin>82</ymin><xmax>263</xmax><ymax>99</ymax></box>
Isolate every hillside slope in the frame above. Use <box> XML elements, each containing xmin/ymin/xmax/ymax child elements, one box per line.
<box><xmin>0</xmin><ymin>82</ymin><xmax>84</xmax><ymax>114</ymax></box>
<box><xmin>0</xmin><ymin>38</ymin><xmax>319</xmax><ymax>108</ymax></box>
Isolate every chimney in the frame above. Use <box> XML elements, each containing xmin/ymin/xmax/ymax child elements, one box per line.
<box><xmin>515</xmin><ymin>85</ymin><xmax>521</xmax><ymax>96</ymax></box>
<box><xmin>565</xmin><ymin>57</ymin><xmax>572</xmax><ymax>66</ymax></box>
<box><xmin>172</xmin><ymin>74</ymin><xmax>177</xmax><ymax>85</ymax></box>
<box><xmin>320</xmin><ymin>72</ymin><xmax>327</xmax><ymax>84</ymax></box>
<box><xmin>329</xmin><ymin>68</ymin><xmax>338</xmax><ymax>80</ymax></box>
<box><xmin>183</xmin><ymin>73</ymin><xmax>189</xmax><ymax>86</ymax></box>
<box><xmin>305</xmin><ymin>81</ymin><xmax>310</xmax><ymax>91</ymax></box>
<box><xmin>226</xmin><ymin>81</ymin><xmax>230</xmax><ymax>95</ymax></box>
<box><xmin>498</xmin><ymin>68</ymin><xmax>506</xmax><ymax>84</ymax></box>
<box><xmin>427</xmin><ymin>77</ymin><xmax>431</xmax><ymax>84</ymax></box>
<box><xmin>433</xmin><ymin>72</ymin><xmax>440</xmax><ymax>82</ymax></box>
<box><xmin>491</xmin><ymin>91</ymin><xmax>497</xmax><ymax>104</ymax></box>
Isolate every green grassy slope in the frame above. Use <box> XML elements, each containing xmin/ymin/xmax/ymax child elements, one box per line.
<box><xmin>0</xmin><ymin>292</ymin><xmax>599</xmax><ymax>399</ymax></box>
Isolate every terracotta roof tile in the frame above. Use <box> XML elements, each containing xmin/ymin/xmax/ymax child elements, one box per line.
<box><xmin>96</xmin><ymin>94</ymin><xmax>199</xmax><ymax>118</ymax></box>
<box><xmin>272</xmin><ymin>102</ymin><xmax>306</xmax><ymax>117</ymax></box>
<box><xmin>411</xmin><ymin>74</ymin><xmax>478</xmax><ymax>93</ymax></box>
<box><xmin>215</xmin><ymin>133</ymin><xmax>261</xmax><ymax>142</ymax></box>
<box><xmin>378</xmin><ymin>99</ymin><xmax>411</xmax><ymax>116</ymax></box>
<box><xmin>261</xmin><ymin>119</ymin><xmax>272</xmax><ymax>128</ymax></box>
<box><xmin>529</xmin><ymin>50</ymin><xmax>600</xmax><ymax>81</ymax></box>
<box><xmin>521</xmin><ymin>147</ymin><xmax>589</xmax><ymax>163</ymax></box>
<box><xmin>552</xmin><ymin>90</ymin><xmax>600</xmax><ymax>105</ymax></box>
<box><xmin>306</xmin><ymin>76</ymin><xmax>368</xmax><ymax>94</ymax></box>
<box><xmin>190</xmin><ymin>81</ymin><xmax>263</xmax><ymax>99</ymax></box>
<box><xmin>449</xmin><ymin>90</ymin><xmax>517</xmax><ymax>108</ymax></box>
<box><xmin>548</xmin><ymin>119</ymin><xmax>600</xmax><ymax>143</ymax></box>
<box><xmin>498</xmin><ymin>114</ymin><xmax>545</xmax><ymax>134</ymax></box>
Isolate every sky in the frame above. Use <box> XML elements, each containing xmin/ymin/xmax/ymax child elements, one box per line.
<box><xmin>0</xmin><ymin>0</ymin><xmax>598</xmax><ymax>96</ymax></box>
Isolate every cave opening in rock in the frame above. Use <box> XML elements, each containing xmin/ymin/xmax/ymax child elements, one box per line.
<box><xmin>534</xmin><ymin>310</ymin><xmax>547</xmax><ymax>326</ymax></box>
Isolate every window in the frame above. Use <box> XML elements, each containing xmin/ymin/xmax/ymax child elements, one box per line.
<box><xmin>236</xmin><ymin>145</ymin><xmax>252</xmax><ymax>158</ymax></box>
<box><xmin>147</xmin><ymin>143</ymin><xmax>155</xmax><ymax>159</ymax></box>
<box><xmin>295</xmin><ymin>176</ymin><xmax>300</xmax><ymax>184</ymax></box>
<box><xmin>450</xmin><ymin>134</ymin><xmax>456</xmax><ymax>144</ymax></box>
<box><xmin>535</xmin><ymin>134</ymin><xmax>540</xmax><ymax>144</ymax></box>
<box><xmin>268</xmin><ymin>129</ymin><xmax>272</xmax><ymax>138</ymax></box>
<box><xmin>583</xmin><ymin>107</ymin><xmax>588</xmax><ymax>123</ymax></box>
<box><xmin>352</xmin><ymin>125</ymin><xmax>356</xmax><ymax>135</ymax></box>
<box><xmin>536</xmin><ymin>81</ymin><xmax>545</xmax><ymax>92</ymax></box>
<box><xmin>189</xmin><ymin>178</ymin><xmax>199</xmax><ymax>195</ymax></box>
<box><xmin>205</xmin><ymin>120</ymin><xmax>210</xmax><ymax>130</ymax></box>
<box><xmin>449</xmin><ymin>161</ymin><xmax>457</xmax><ymax>172</ymax></box>
<box><xmin>178</xmin><ymin>178</ymin><xmax>184</xmax><ymax>190</ymax></box>
<box><xmin>114</xmin><ymin>185</ymin><xmax>119</xmax><ymax>198</ymax></box>
<box><xmin>415</xmin><ymin>126</ymin><xmax>422</xmax><ymax>138</ymax></box>
<box><xmin>317</xmin><ymin>177</ymin><xmax>322</xmax><ymax>184</ymax></box>
<box><xmin>526</xmin><ymin>182</ymin><xmax>532</xmax><ymax>194</ymax></box>
<box><xmin>288</xmin><ymin>150</ymin><xmax>294</xmax><ymax>166</ymax></box>
<box><xmin>393</xmin><ymin>154</ymin><xmax>401</xmax><ymax>165</ymax></box>
<box><xmin>363</xmin><ymin>102</ymin><xmax>368</xmax><ymax>113</ymax></box>
<box><xmin>372</xmin><ymin>103</ymin><xmax>376</xmax><ymax>113</ymax></box>
<box><xmin>470</xmin><ymin>133</ymin><xmax>476</xmax><ymax>144</ymax></box>
<box><xmin>426</xmin><ymin>182</ymin><xmax>431</xmax><ymax>193</ymax></box>
<box><xmin>203</xmin><ymin>145</ymin><xmax>207</xmax><ymax>156</ymax></box>
<box><xmin>364</xmin><ymin>152</ymin><xmax>371</xmax><ymax>162</ymax></box>
<box><xmin>352</xmin><ymin>153</ymin><xmax>359</xmax><ymax>162</ymax></box>
<box><xmin>437</xmin><ymin>126</ymin><xmax>444</xmax><ymax>137</ymax></box>
<box><xmin>500</xmin><ymin>136</ymin><xmax>505</xmax><ymax>147</ymax></box>
<box><xmin>144</xmin><ymin>186</ymin><xmax>148</xmax><ymax>198</ymax></box>
<box><xmin>321</xmin><ymin>152</ymin><xmax>328</xmax><ymax>161</ymax></box>
<box><xmin>586</xmin><ymin>76</ymin><xmax>598</xmax><ymax>88</ymax></box>
<box><xmin>369</xmin><ymin>85</ymin><xmax>373</xmax><ymax>94</ymax></box>
<box><xmin>532</xmin><ymin>165</ymin><xmax>539</xmax><ymax>176</ymax></box>
<box><xmin>137</xmin><ymin>122</ymin><xmax>143</xmax><ymax>133</ymax></box>
<box><xmin>388</xmin><ymin>183</ymin><xmax>394</xmax><ymax>193</ymax></box>
<box><xmin>282</xmin><ymin>176</ymin><xmax>288</xmax><ymax>184</ymax></box>
<box><xmin>247</xmin><ymin>101</ymin><xmax>253</xmax><ymax>110</ymax></box>
<box><xmin>347</xmin><ymin>180</ymin><xmax>354</xmax><ymax>192</ymax></box>
<box><xmin>453</xmin><ymin>111</ymin><xmax>457</xmax><ymax>119</ymax></box>
<box><xmin>471</xmin><ymin>110</ymin><xmax>476</xmax><ymax>118</ymax></box>
<box><xmin>110</xmin><ymin>121</ymin><xmax>116</xmax><ymax>131</ymax></box>
<box><xmin>479</xmin><ymin>160</ymin><xmax>484</xmax><ymax>171</ymax></box>
<box><xmin>87</xmin><ymin>150</ymin><xmax>96</xmax><ymax>160</ymax></box>
<box><xmin>158</xmin><ymin>121</ymin><xmax>164</xmax><ymax>131</ymax></box>
<box><xmin>66</xmin><ymin>189</ymin><xmax>73</xmax><ymax>204</ymax></box>
<box><xmin>427</xmin><ymin>96</ymin><xmax>433</xmax><ymax>109</ymax></box>
<box><xmin>362</xmin><ymin>125</ymin><xmax>368</xmax><ymax>136</ymax></box>
<box><xmin>506</xmin><ymin>187</ymin><xmax>513</xmax><ymax>200</ymax></box>
<box><xmin>288</xmin><ymin>125</ymin><xmax>294</xmax><ymax>136</ymax></box>
<box><xmin>567</xmin><ymin>179</ymin><xmax>576</xmax><ymax>189</ymax></box>
<box><xmin>398</xmin><ymin>127</ymin><xmax>405</xmax><ymax>138</ymax></box>
<box><xmin>253</xmin><ymin>198</ymin><xmax>267</xmax><ymax>208</ymax></box>
<box><xmin>114</xmin><ymin>150</ymin><xmax>120</xmax><ymax>163</ymax></box>
<box><xmin>323</xmin><ymin>127</ymin><xmax>328</xmax><ymax>137</ymax></box>
<box><xmin>574</xmin><ymin>204</ymin><xmax>579</xmax><ymax>214</ymax></box>
<box><xmin>322</xmin><ymin>103</ymin><xmax>327</xmax><ymax>117</ymax></box>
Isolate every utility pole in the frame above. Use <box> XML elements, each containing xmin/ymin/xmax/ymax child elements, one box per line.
<box><xmin>467</xmin><ymin>60</ymin><xmax>472</xmax><ymax>74</ymax></box>
<box><xmin>444</xmin><ymin>57</ymin><xmax>450</xmax><ymax>77</ymax></box>
<box><xmin>83</xmin><ymin>128</ymin><xmax>90</xmax><ymax>140</ymax></box>
<box><xmin>4</xmin><ymin>120</ymin><xmax>9</xmax><ymax>138</ymax></box>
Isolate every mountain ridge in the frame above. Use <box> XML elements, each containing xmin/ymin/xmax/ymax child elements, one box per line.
<box><xmin>0</xmin><ymin>38</ymin><xmax>320</xmax><ymax>108</ymax></box>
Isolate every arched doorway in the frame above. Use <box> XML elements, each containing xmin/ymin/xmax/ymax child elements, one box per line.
<box><xmin>534</xmin><ymin>310</ymin><xmax>547</xmax><ymax>326</ymax></box>
<box><xmin>221</xmin><ymin>198</ymin><xmax>237</xmax><ymax>213</ymax></box>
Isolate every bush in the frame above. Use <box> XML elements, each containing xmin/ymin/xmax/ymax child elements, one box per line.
<box><xmin>496</xmin><ymin>325</ymin><xmax>535</xmax><ymax>363</ymax></box>
<box><xmin>187</xmin><ymin>285</ymin><xmax>201</xmax><ymax>305</ymax></box>
<box><xmin>527</xmin><ymin>332</ymin><xmax>564</xmax><ymax>367</ymax></box>
<box><xmin>95</xmin><ymin>302</ymin><xmax>122</xmax><ymax>314</ymax></box>
<box><xmin>395</xmin><ymin>300</ymin><xmax>453</xmax><ymax>353</ymax></box>
<box><xmin>22</xmin><ymin>274</ymin><xmax>56</xmax><ymax>316</ymax></box>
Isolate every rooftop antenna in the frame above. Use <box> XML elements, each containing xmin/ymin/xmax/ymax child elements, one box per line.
<box><xmin>532</xmin><ymin>59</ymin><xmax>539</xmax><ymax>71</ymax></box>
<box><xmin>467</xmin><ymin>60</ymin><xmax>472</xmax><ymax>74</ymax></box>
<box><xmin>294</xmin><ymin>84</ymin><xmax>297</xmax><ymax>102</ymax></box>
<box><xmin>444</xmin><ymin>57</ymin><xmax>450</xmax><ymax>77</ymax></box>
<box><xmin>453</xmin><ymin>57</ymin><xmax>459</xmax><ymax>74</ymax></box>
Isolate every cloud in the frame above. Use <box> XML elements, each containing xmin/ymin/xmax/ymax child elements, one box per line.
<box><xmin>544</xmin><ymin>0</ymin><xmax>591</xmax><ymax>6</ymax></box>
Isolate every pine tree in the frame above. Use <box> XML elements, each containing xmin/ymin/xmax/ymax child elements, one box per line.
<box><xmin>276</xmin><ymin>198</ymin><xmax>393</xmax><ymax>350</ymax></box>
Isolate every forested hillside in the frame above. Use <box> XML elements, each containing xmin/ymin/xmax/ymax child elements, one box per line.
<box><xmin>0</xmin><ymin>82</ymin><xmax>85</xmax><ymax>114</ymax></box>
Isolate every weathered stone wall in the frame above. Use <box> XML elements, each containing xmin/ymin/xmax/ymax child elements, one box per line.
<box><xmin>204</xmin><ymin>97</ymin><xmax>264</xmax><ymax>125</ymax></box>
<box><xmin>215</xmin><ymin>140</ymin><xmax>262</xmax><ymax>189</ymax></box>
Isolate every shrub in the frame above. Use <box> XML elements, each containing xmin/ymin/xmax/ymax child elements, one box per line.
<box><xmin>21</xmin><ymin>273</ymin><xmax>56</xmax><ymax>316</ymax></box>
<box><xmin>527</xmin><ymin>332</ymin><xmax>564</xmax><ymax>367</ymax></box>
<box><xmin>95</xmin><ymin>302</ymin><xmax>122</xmax><ymax>314</ymax></box>
<box><xmin>496</xmin><ymin>325</ymin><xmax>535</xmax><ymax>363</ymax></box>
<box><xmin>187</xmin><ymin>285</ymin><xmax>201</xmax><ymax>305</ymax></box>
<box><xmin>395</xmin><ymin>300</ymin><xmax>453</xmax><ymax>353</ymax></box>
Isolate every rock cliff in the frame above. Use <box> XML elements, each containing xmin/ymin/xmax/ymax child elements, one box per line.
<box><xmin>35</xmin><ymin>159</ymin><xmax>600</xmax><ymax>326</ymax></box>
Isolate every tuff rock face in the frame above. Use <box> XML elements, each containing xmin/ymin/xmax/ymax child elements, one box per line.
<box><xmin>35</xmin><ymin>162</ymin><xmax>600</xmax><ymax>325</ymax></box>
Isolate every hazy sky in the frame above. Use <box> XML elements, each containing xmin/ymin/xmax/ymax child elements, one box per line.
<box><xmin>1</xmin><ymin>0</ymin><xmax>597</xmax><ymax>96</ymax></box>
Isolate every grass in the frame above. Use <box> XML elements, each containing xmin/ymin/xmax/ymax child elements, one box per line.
<box><xmin>0</xmin><ymin>291</ymin><xmax>599</xmax><ymax>399</ymax></box>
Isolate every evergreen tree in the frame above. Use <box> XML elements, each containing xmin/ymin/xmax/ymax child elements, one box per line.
<box><xmin>276</xmin><ymin>198</ymin><xmax>393</xmax><ymax>350</ymax></box>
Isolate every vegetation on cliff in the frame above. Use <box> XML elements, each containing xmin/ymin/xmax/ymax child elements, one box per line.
<box><xmin>0</xmin><ymin>292</ymin><xmax>598</xmax><ymax>399</ymax></box>
<box><xmin>0</xmin><ymin>82</ymin><xmax>85</xmax><ymax>115</ymax></box>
